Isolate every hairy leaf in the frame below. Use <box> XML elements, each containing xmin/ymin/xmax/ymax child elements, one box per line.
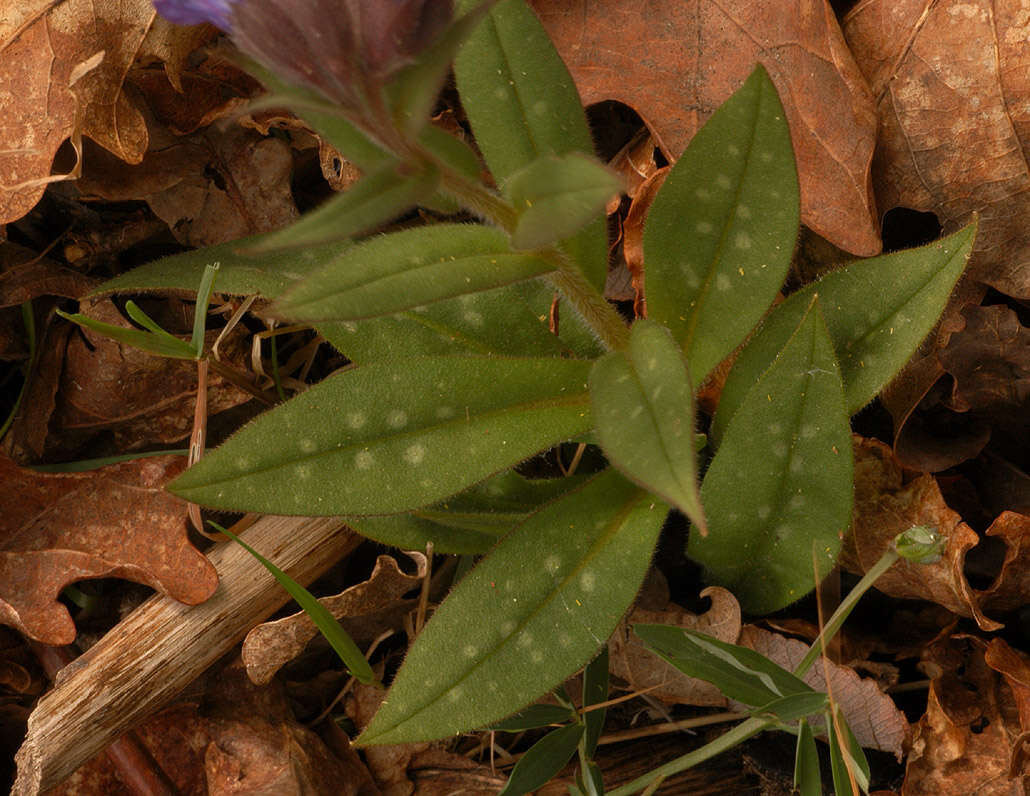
<box><xmin>634</xmin><ymin>625</ymin><xmax>813</xmax><ymax>708</ymax></box>
<box><xmin>350</xmin><ymin>470</ymin><xmax>588</xmax><ymax>554</ymax></box>
<box><xmin>454</xmin><ymin>0</ymin><xmax>607</xmax><ymax>290</ymax></box>
<box><xmin>712</xmin><ymin>220</ymin><xmax>977</xmax><ymax>444</ymax></box>
<box><xmin>589</xmin><ymin>319</ymin><xmax>704</xmax><ymax>530</ymax></box>
<box><xmin>169</xmin><ymin>356</ymin><xmax>593</xmax><ymax>515</ymax></box>
<box><xmin>357</xmin><ymin>470</ymin><xmax>667</xmax><ymax>744</ymax></box>
<box><xmin>691</xmin><ymin>300</ymin><xmax>852</xmax><ymax>613</ymax></box>
<box><xmin>499</xmin><ymin>724</ymin><xmax>584</xmax><ymax>796</ymax></box>
<box><xmin>274</xmin><ymin>224</ymin><xmax>555</xmax><ymax>321</ymax></box>
<box><xmin>505</xmin><ymin>153</ymin><xmax>622</xmax><ymax>250</ymax></box>
<box><xmin>644</xmin><ymin>64</ymin><xmax>799</xmax><ymax>387</ymax></box>
<box><xmin>244</xmin><ymin>162</ymin><xmax>439</xmax><ymax>253</ymax></box>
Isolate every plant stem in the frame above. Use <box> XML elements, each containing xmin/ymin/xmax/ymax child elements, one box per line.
<box><xmin>547</xmin><ymin>259</ymin><xmax>629</xmax><ymax>351</ymax></box>
<box><xmin>436</xmin><ymin>163</ymin><xmax>629</xmax><ymax>351</ymax></box>
<box><xmin>794</xmin><ymin>548</ymin><xmax>899</xmax><ymax>678</ymax></box>
<box><xmin>605</xmin><ymin>716</ymin><xmax>770</xmax><ymax>796</ymax></box>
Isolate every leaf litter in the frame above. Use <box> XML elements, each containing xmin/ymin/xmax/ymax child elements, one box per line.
<box><xmin>1</xmin><ymin>0</ymin><xmax>1029</xmax><ymax>793</ymax></box>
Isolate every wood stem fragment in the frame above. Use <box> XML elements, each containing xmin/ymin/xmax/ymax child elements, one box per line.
<box><xmin>14</xmin><ymin>515</ymin><xmax>360</xmax><ymax>795</ymax></box>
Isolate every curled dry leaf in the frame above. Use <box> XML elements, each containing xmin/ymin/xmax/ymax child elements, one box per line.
<box><xmin>842</xmin><ymin>436</ymin><xmax>1001</xmax><ymax>630</ymax></box>
<box><xmin>531</xmin><ymin>0</ymin><xmax>880</xmax><ymax>256</ymax></box>
<box><xmin>0</xmin><ymin>0</ymin><xmax>159</xmax><ymax>223</ymax></box>
<box><xmin>738</xmin><ymin>625</ymin><xmax>908</xmax><ymax>758</ymax></box>
<box><xmin>0</xmin><ymin>453</ymin><xmax>216</xmax><ymax>644</ymax></box>
<box><xmin>610</xmin><ymin>585</ymin><xmax>742</xmax><ymax>707</ymax></box>
<box><xmin>903</xmin><ymin>634</ymin><xmax>1024</xmax><ymax>795</ymax></box>
<box><xmin>242</xmin><ymin>552</ymin><xmax>427</xmax><ymax>685</ymax></box>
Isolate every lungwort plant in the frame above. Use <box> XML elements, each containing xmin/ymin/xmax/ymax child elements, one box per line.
<box><xmin>85</xmin><ymin>0</ymin><xmax>974</xmax><ymax>787</ymax></box>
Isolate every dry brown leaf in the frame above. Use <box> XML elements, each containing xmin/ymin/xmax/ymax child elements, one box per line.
<box><xmin>844</xmin><ymin>0</ymin><xmax>1030</xmax><ymax>302</ymax></box>
<box><xmin>0</xmin><ymin>453</ymin><xmax>216</xmax><ymax>644</ymax></box>
<box><xmin>903</xmin><ymin>634</ymin><xmax>1026</xmax><ymax>795</ymax></box>
<box><xmin>0</xmin><ymin>0</ymin><xmax>158</xmax><ymax>223</ymax></box>
<box><xmin>348</xmin><ymin>684</ymin><xmax>429</xmax><ymax>796</ymax></box>
<box><xmin>978</xmin><ymin>511</ymin><xmax>1030</xmax><ymax>615</ymax></box>
<box><xmin>49</xmin><ymin>298</ymin><xmax>253</xmax><ymax>456</ymax></box>
<box><xmin>242</xmin><ymin>552</ymin><xmax>427</xmax><ymax>686</ymax></box>
<box><xmin>77</xmin><ymin>123</ymin><xmax>298</xmax><ymax>247</ymax></box>
<box><xmin>940</xmin><ymin>304</ymin><xmax>1030</xmax><ymax>419</ymax></box>
<box><xmin>843</xmin><ymin>436</ymin><xmax>1000</xmax><ymax>630</ymax></box>
<box><xmin>738</xmin><ymin>625</ymin><xmax>909</xmax><ymax>758</ymax></box>
<box><xmin>609</xmin><ymin>585</ymin><xmax>741</xmax><ymax>707</ymax></box>
<box><xmin>531</xmin><ymin>0</ymin><xmax>880</xmax><ymax>255</ymax></box>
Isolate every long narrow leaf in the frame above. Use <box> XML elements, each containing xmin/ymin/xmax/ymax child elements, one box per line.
<box><xmin>499</xmin><ymin>724</ymin><xmax>584</xmax><ymax>796</ymax></box>
<box><xmin>357</xmin><ymin>470</ymin><xmax>668</xmax><ymax>744</ymax></box>
<box><xmin>273</xmin><ymin>224</ymin><xmax>556</xmax><ymax>322</ymax></box>
<box><xmin>643</xmin><ymin>64</ymin><xmax>799</xmax><ymax>387</ymax></box>
<box><xmin>169</xmin><ymin>356</ymin><xmax>593</xmax><ymax>515</ymax></box>
<box><xmin>212</xmin><ymin>523</ymin><xmax>376</xmax><ymax>684</ymax></box>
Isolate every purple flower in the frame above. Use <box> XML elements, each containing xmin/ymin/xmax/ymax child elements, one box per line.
<box><xmin>153</xmin><ymin>0</ymin><xmax>234</xmax><ymax>29</ymax></box>
<box><xmin>153</xmin><ymin>0</ymin><xmax>453</xmax><ymax>112</ymax></box>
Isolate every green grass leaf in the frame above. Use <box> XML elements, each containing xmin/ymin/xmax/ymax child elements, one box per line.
<box><xmin>489</xmin><ymin>703</ymin><xmax>577</xmax><ymax>732</ymax></box>
<box><xmin>505</xmin><ymin>153</ymin><xmax>622</xmax><ymax>250</ymax></box>
<box><xmin>712</xmin><ymin>220</ymin><xmax>977</xmax><ymax>445</ymax></box>
<box><xmin>499</xmin><ymin>724</ymin><xmax>584</xmax><ymax>796</ymax></box>
<box><xmin>634</xmin><ymin>625</ymin><xmax>814</xmax><ymax>708</ymax></box>
<box><xmin>643</xmin><ymin>64</ymin><xmax>799</xmax><ymax>387</ymax></box>
<box><xmin>794</xmin><ymin>719</ymin><xmax>822</xmax><ymax>796</ymax></box>
<box><xmin>356</xmin><ymin>469</ymin><xmax>667</xmax><ymax>744</ymax></box>
<box><xmin>273</xmin><ymin>224</ymin><xmax>556</xmax><ymax>322</ymax></box>
<box><xmin>581</xmin><ymin>645</ymin><xmax>609</xmax><ymax>757</ymax></box>
<box><xmin>213</xmin><ymin>522</ymin><xmax>376</xmax><ymax>684</ymax></box>
<box><xmin>168</xmin><ymin>356</ymin><xmax>593</xmax><ymax>515</ymax></box>
<box><xmin>691</xmin><ymin>298</ymin><xmax>853</xmax><ymax>613</ymax></box>
<box><xmin>589</xmin><ymin>319</ymin><xmax>705</xmax><ymax>531</ymax></box>
<box><xmin>454</xmin><ymin>0</ymin><xmax>607</xmax><ymax>290</ymax></box>
<box><xmin>752</xmin><ymin>691</ymin><xmax>829</xmax><ymax>723</ymax></box>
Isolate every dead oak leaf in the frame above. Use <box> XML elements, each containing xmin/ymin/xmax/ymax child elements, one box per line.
<box><xmin>0</xmin><ymin>454</ymin><xmax>216</xmax><ymax>645</ymax></box>
<box><xmin>844</xmin><ymin>0</ymin><xmax>1030</xmax><ymax>302</ymax></box>
<box><xmin>0</xmin><ymin>0</ymin><xmax>156</xmax><ymax>224</ymax></box>
<box><xmin>530</xmin><ymin>0</ymin><xmax>880</xmax><ymax>256</ymax></box>
<box><xmin>738</xmin><ymin>625</ymin><xmax>908</xmax><ymax>758</ymax></box>
<box><xmin>843</xmin><ymin>436</ymin><xmax>1000</xmax><ymax>630</ymax></box>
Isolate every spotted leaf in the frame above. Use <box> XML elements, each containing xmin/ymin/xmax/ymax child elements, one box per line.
<box><xmin>589</xmin><ymin>319</ymin><xmax>704</xmax><ymax>531</ymax></box>
<box><xmin>690</xmin><ymin>298</ymin><xmax>852</xmax><ymax>613</ymax></box>
<box><xmin>356</xmin><ymin>469</ymin><xmax>667</xmax><ymax>744</ymax></box>
<box><xmin>644</xmin><ymin>64</ymin><xmax>799</xmax><ymax>387</ymax></box>
<box><xmin>169</xmin><ymin>356</ymin><xmax>592</xmax><ymax>515</ymax></box>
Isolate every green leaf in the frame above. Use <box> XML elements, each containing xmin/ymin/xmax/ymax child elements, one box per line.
<box><xmin>213</xmin><ymin>523</ymin><xmax>376</xmax><ymax>684</ymax></box>
<box><xmin>168</xmin><ymin>356</ymin><xmax>593</xmax><ymax>515</ymax></box>
<box><xmin>794</xmin><ymin>719</ymin><xmax>822</xmax><ymax>796</ymax></box>
<box><xmin>581</xmin><ymin>760</ymin><xmax>604</xmax><ymax>796</ymax></box>
<box><xmin>827</xmin><ymin>711</ymin><xmax>869</xmax><ymax>795</ymax></box>
<box><xmin>499</xmin><ymin>724</ymin><xmax>584</xmax><ymax>796</ymax></box>
<box><xmin>356</xmin><ymin>470</ymin><xmax>667</xmax><ymax>744</ymax></box>
<box><xmin>690</xmin><ymin>299</ymin><xmax>853</xmax><ymax>613</ymax></box>
<box><xmin>893</xmin><ymin>525</ymin><xmax>946</xmax><ymax>564</ymax></box>
<box><xmin>752</xmin><ymin>691</ymin><xmax>828</xmax><ymax>724</ymax></box>
<box><xmin>633</xmin><ymin>625</ymin><xmax>813</xmax><ymax>708</ymax></box>
<box><xmin>643</xmin><ymin>64</ymin><xmax>799</xmax><ymax>387</ymax></box>
<box><xmin>56</xmin><ymin>308</ymin><xmax>196</xmax><ymax>360</ymax></box>
<box><xmin>589</xmin><ymin>319</ymin><xmax>705</xmax><ymax>531</ymax></box>
<box><xmin>273</xmin><ymin>224</ymin><xmax>556</xmax><ymax>322</ymax></box>
<box><xmin>243</xmin><ymin>162</ymin><xmax>440</xmax><ymax>253</ymax></box>
<box><xmin>350</xmin><ymin>470</ymin><xmax>589</xmax><ymax>554</ymax></box>
<box><xmin>489</xmin><ymin>703</ymin><xmax>577</xmax><ymax>732</ymax></box>
<box><xmin>505</xmin><ymin>153</ymin><xmax>622</xmax><ymax>251</ymax></box>
<box><xmin>712</xmin><ymin>220</ymin><xmax>977</xmax><ymax>445</ymax></box>
<box><xmin>388</xmin><ymin>1</ymin><xmax>499</xmax><ymax>135</ymax></box>
<box><xmin>581</xmin><ymin>645</ymin><xmax>609</xmax><ymax>757</ymax></box>
<box><xmin>454</xmin><ymin>0</ymin><xmax>607</xmax><ymax>290</ymax></box>
<box><xmin>88</xmin><ymin>234</ymin><xmax>351</xmax><ymax>300</ymax></box>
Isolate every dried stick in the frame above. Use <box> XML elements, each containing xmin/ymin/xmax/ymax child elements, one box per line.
<box><xmin>14</xmin><ymin>515</ymin><xmax>361</xmax><ymax>795</ymax></box>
